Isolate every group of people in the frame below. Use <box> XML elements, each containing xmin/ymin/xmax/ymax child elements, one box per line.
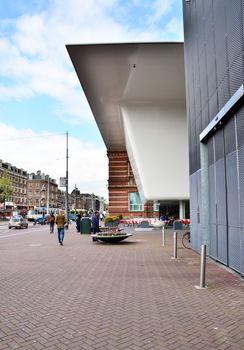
<box><xmin>47</xmin><ymin>210</ymin><xmax>101</xmax><ymax>246</ymax></box>
<box><xmin>76</xmin><ymin>211</ymin><xmax>100</xmax><ymax>234</ymax></box>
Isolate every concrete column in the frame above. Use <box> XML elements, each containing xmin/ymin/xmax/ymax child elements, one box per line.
<box><xmin>200</xmin><ymin>142</ymin><xmax>210</xmax><ymax>253</ymax></box>
<box><xmin>179</xmin><ymin>200</ymin><xmax>185</xmax><ymax>219</ymax></box>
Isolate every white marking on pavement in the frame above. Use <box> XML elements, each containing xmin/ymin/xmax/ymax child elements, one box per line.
<box><xmin>0</xmin><ymin>228</ymin><xmax>44</xmax><ymax>238</ymax></box>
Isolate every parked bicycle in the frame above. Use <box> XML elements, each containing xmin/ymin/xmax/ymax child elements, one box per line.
<box><xmin>182</xmin><ymin>231</ymin><xmax>191</xmax><ymax>249</ymax></box>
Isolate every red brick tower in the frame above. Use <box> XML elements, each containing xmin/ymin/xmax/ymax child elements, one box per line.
<box><xmin>107</xmin><ymin>151</ymin><xmax>155</xmax><ymax>218</ymax></box>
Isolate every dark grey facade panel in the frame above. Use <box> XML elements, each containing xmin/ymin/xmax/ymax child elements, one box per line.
<box><xmin>196</xmin><ymin>0</ymin><xmax>204</xmax><ymax>49</ymax></box>
<box><xmin>225</xmin><ymin>0</ymin><xmax>243</xmax><ymax>65</ymax></box>
<box><xmin>209</xmin><ymin>223</ymin><xmax>217</xmax><ymax>259</ymax></box>
<box><xmin>241</xmin><ymin>229</ymin><xmax>244</xmax><ymax>275</ymax></box>
<box><xmin>236</xmin><ymin>106</ymin><xmax>244</xmax><ymax>147</ymax></box>
<box><xmin>225</xmin><ymin>151</ymin><xmax>239</xmax><ymax>227</ymax></box>
<box><xmin>194</xmin><ymin>81</ymin><xmax>201</xmax><ymax>118</ymax></box>
<box><xmin>189</xmin><ymin>173</ymin><xmax>198</xmax><ymax>224</ymax></box>
<box><xmin>199</xmin><ymin>62</ymin><xmax>209</xmax><ymax>118</ymax></box>
<box><xmin>228</xmin><ymin>227</ymin><xmax>241</xmax><ymax>272</ymax></box>
<box><xmin>217</xmin><ymin>225</ymin><xmax>228</xmax><ymax>264</ymax></box>
<box><xmin>213</xmin><ymin>0</ymin><xmax>226</xmax><ymax>53</ymax></box>
<box><xmin>207</xmin><ymin>65</ymin><xmax>217</xmax><ymax>101</ymax></box>
<box><xmin>207</xmin><ymin>139</ymin><xmax>214</xmax><ymax>166</ymax></box>
<box><xmin>189</xmin><ymin>171</ymin><xmax>201</xmax><ymax>252</ymax></box>
<box><xmin>239</xmin><ymin>139</ymin><xmax>244</xmax><ymax>274</ymax></box>
<box><xmin>215</xmin><ymin>158</ymin><xmax>227</xmax><ymax>226</ymax></box>
<box><xmin>229</xmin><ymin>55</ymin><xmax>244</xmax><ymax>97</ymax></box>
<box><xmin>208</xmin><ymin>164</ymin><xmax>216</xmax><ymax>223</ymax></box>
<box><xmin>214</xmin><ymin>129</ymin><xmax>225</xmax><ymax>161</ymax></box>
<box><xmin>238</xmin><ymin>144</ymin><xmax>244</xmax><ymax>227</ymax></box>
<box><xmin>191</xmin><ymin>223</ymin><xmax>200</xmax><ymax>252</ymax></box>
<box><xmin>224</xmin><ymin>116</ymin><xmax>236</xmax><ymax>155</ymax></box>
<box><xmin>201</xmin><ymin>104</ymin><xmax>209</xmax><ymax>131</ymax></box>
<box><xmin>209</xmin><ymin>92</ymin><xmax>218</xmax><ymax>121</ymax></box>
<box><xmin>183</xmin><ymin>0</ymin><xmax>244</xmax><ymax>273</ymax></box>
<box><xmin>197</xmin><ymin>170</ymin><xmax>202</xmax><ymax>220</ymax></box>
<box><xmin>216</xmin><ymin>56</ymin><xmax>228</xmax><ymax>91</ymax></box>
<box><xmin>217</xmin><ymin>76</ymin><xmax>230</xmax><ymax>110</ymax></box>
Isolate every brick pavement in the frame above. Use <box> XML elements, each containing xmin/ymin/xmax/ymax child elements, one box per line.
<box><xmin>0</xmin><ymin>225</ymin><xmax>244</xmax><ymax>350</ymax></box>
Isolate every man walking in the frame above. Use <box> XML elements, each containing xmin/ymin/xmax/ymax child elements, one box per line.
<box><xmin>91</xmin><ymin>211</ymin><xmax>100</xmax><ymax>234</ymax></box>
<box><xmin>91</xmin><ymin>211</ymin><xmax>100</xmax><ymax>241</ymax></box>
<box><xmin>55</xmin><ymin>210</ymin><xmax>67</xmax><ymax>246</ymax></box>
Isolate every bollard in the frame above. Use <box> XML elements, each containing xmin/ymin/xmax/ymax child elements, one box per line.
<box><xmin>173</xmin><ymin>231</ymin><xmax>177</xmax><ymax>258</ymax></box>
<box><xmin>199</xmin><ymin>244</ymin><xmax>207</xmax><ymax>288</ymax></box>
<box><xmin>162</xmin><ymin>225</ymin><xmax>165</xmax><ymax>246</ymax></box>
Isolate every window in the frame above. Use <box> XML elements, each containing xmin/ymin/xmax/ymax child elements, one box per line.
<box><xmin>154</xmin><ymin>201</ymin><xmax>160</xmax><ymax>212</ymax></box>
<box><xmin>129</xmin><ymin>192</ymin><xmax>143</xmax><ymax>211</ymax></box>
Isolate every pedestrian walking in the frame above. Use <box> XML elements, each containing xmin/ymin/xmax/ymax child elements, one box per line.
<box><xmin>76</xmin><ymin>212</ymin><xmax>81</xmax><ymax>232</ymax></box>
<box><xmin>55</xmin><ymin>211</ymin><xmax>67</xmax><ymax>246</ymax></box>
<box><xmin>91</xmin><ymin>211</ymin><xmax>100</xmax><ymax>234</ymax></box>
<box><xmin>49</xmin><ymin>213</ymin><xmax>55</xmax><ymax>233</ymax></box>
<box><xmin>91</xmin><ymin>211</ymin><xmax>100</xmax><ymax>242</ymax></box>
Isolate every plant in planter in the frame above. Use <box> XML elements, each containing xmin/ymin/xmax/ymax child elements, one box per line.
<box><xmin>104</xmin><ymin>215</ymin><xmax>121</xmax><ymax>227</ymax></box>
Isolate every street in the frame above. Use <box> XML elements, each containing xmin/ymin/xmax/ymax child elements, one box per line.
<box><xmin>0</xmin><ymin>221</ymin><xmax>50</xmax><ymax>237</ymax></box>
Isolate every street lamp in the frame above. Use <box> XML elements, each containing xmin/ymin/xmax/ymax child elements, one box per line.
<box><xmin>46</xmin><ymin>176</ymin><xmax>50</xmax><ymax>214</ymax></box>
<box><xmin>74</xmin><ymin>184</ymin><xmax>77</xmax><ymax>216</ymax></box>
<box><xmin>65</xmin><ymin>131</ymin><xmax>69</xmax><ymax>227</ymax></box>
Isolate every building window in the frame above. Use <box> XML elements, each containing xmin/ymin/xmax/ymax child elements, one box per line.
<box><xmin>129</xmin><ymin>192</ymin><xmax>144</xmax><ymax>211</ymax></box>
<box><xmin>154</xmin><ymin>201</ymin><xmax>160</xmax><ymax>212</ymax></box>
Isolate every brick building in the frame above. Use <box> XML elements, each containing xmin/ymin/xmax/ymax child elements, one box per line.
<box><xmin>27</xmin><ymin>171</ymin><xmax>58</xmax><ymax>209</ymax></box>
<box><xmin>0</xmin><ymin>159</ymin><xmax>28</xmax><ymax>212</ymax></box>
<box><xmin>108</xmin><ymin>151</ymin><xmax>156</xmax><ymax>218</ymax></box>
<box><xmin>70</xmin><ymin>188</ymin><xmax>85</xmax><ymax>210</ymax></box>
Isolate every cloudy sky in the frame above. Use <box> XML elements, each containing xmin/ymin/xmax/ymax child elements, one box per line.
<box><xmin>0</xmin><ymin>0</ymin><xmax>183</xmax><ymax>199</ymax></box>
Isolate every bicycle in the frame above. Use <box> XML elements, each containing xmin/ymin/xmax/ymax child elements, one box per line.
<box><xmin>182</xmin><ymin>231</ymin><xmax>191</xmax><ymax>249</ymax></box>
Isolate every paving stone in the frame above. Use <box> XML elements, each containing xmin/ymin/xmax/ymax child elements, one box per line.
<box><xmin>1</xmin><ymin>226</ymin><xmax>244</xmax><ymax>349</ymax></box>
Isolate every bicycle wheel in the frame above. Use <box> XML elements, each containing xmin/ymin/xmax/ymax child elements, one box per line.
<box><xmin>182</xmin><ymin>232</ymin><xmax>191</xmax><ymax>249</ymax></box>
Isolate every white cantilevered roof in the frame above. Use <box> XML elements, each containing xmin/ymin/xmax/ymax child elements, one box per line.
<box><xmin>66</xmin><ymin>42</ymin><xmax>186</xmax><ymax>151</ymax></box>
<box><xmin>66</xmin><ymin>42</ymin><xmax>188</xmax><ymax>200</ymax></box>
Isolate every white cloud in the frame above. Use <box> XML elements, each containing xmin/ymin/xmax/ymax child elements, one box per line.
<box><xmin>0</xmin><ymin>123</ymin><xmax>108</xmax><ymax>198</ymax></box>
<box><xmin>165</xmin><ymin>17</ymin><xmax>183</xmax><ymax>40</ymax></box>
<box><xmin>148</xmin><ymin>0</ymin><xmax>175</xmax><ymax>25</ymax></box>
<box><xmin>0</xmin><ymin>0</ymin><xmax>183</xmax><ymax>123</ymax></box>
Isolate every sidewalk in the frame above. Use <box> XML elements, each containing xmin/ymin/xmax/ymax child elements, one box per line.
<box><xmin>0</xmin><ymin>225</ymin><xmax>244</xmax><ymax>350</ymax></box>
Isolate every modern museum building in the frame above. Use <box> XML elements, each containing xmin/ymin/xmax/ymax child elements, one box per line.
<box><xmin>67</xmin><ymin>0</ymin><xmax>244</xmax><ymax>275</ymax></box>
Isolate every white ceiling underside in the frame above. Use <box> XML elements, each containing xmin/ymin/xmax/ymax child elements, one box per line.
<box><xmin>67</xmin><ymin>43</ymin><xmax>189</xmax><ymax>200</ymax></box>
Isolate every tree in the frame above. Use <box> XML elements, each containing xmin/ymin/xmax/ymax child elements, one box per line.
<box><xmin>0</xmin><ymin>170</ymin><xmax>14</xmax><ymax>205</ymax></box>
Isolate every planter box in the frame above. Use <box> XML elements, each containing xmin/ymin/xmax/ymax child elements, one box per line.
<box><xmin>91</xmin><ymin>232</ymin><xmax>132</xmax><ymax>243</ymax></box>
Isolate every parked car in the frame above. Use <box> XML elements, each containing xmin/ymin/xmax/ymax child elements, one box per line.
<box><xmin>9</xmin><ymin>216</ymin><xmax>28</xmax><ymax>229</ymax></box>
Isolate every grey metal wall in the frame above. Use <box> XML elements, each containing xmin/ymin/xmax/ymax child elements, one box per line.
<box><xmin>183</xmin><ymin>0</ymin><xmax>244</xmax><ymax>273</ymax></box>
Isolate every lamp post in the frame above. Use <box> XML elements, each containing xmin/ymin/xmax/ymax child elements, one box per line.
<box><xmin>74</xmin><ymin>184</ymin><xmax>77</xmax><ymax>216</ymax></box>
<box><xmin>65</xmin><ymin>131</ymin><xmax>69</xmax><ymax>227</ymax></box>
<box><xmin>46</xmin><ymin>176</ymin><xmax>50</xmax><ymax>214</ymax></box>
